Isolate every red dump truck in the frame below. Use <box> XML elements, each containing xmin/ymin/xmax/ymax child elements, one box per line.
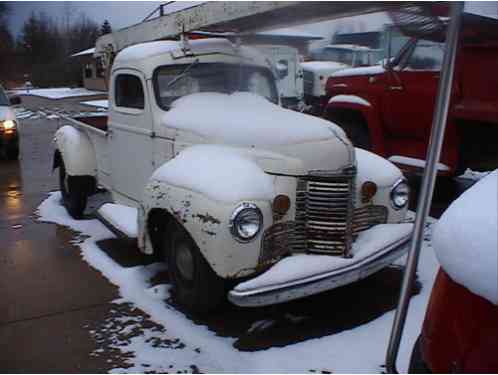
<box><xmin>323</xmin><ymin>13</ymin><xmax>498</xmax><ymax>175</ymax></box>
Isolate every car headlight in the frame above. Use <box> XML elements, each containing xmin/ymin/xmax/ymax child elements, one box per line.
<box><xmin>391</xmin><ymin>178</ymin><xmax>410</xmax><ymax>209</ymax></box>
<box><xmin>229</xmin><ymin>203</ymin><xmax>263</xmax><ymax>242</ymax></box>
<box><xmin>1</xmin><ymin>120</ymin><xmax>16</xmax><ymax>130</ymax></box>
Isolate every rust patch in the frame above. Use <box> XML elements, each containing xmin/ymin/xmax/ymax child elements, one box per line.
<box><xmin>193</xmin><ymin>213</ymin><xmax>221</xmax><ymax>225</ymax></box>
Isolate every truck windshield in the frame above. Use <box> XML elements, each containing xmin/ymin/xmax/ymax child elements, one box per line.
<box><xmin>154</xmin><ymin>63</ymin><xmax>278</xmax><ymax>109</ymax></box>
<box><xmin>0</xmin><ymin>87</ymin><xmax>9</xmax><ymax>106</ymax></box>
<box><xmin>313</xmin><ymin>48</ymin><xmax>354</xmax><ymax>65</ymax></box>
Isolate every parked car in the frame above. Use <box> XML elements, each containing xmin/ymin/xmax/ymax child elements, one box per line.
<box><xmin>409</xmin><ymin>170</ymin><xmax>497</xmax><ymax>373</ymax></box>
<box><xmin>301</xmin><ymin>44</ymin><xmax>382</xmax><ymax>114</ymax></box>
<box><xmin>324</xmin><ymin>13</ymin><xmax>498</xmax><ymax>175</ymax></box>
<box><xmin>53</xmin><ymin>38</ymin><xmax>413</xmax><ymax>313</ymax></box>
<box><xmin>0</xmin><ymin>84</ymin><xmax>21</xmax><ymax>160</ymax></box>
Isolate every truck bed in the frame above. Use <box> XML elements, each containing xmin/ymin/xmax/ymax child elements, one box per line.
<box><xmin>72</xmin><ymin>115</ymin><xmax>108</xmax><ymax>132</ymax></box>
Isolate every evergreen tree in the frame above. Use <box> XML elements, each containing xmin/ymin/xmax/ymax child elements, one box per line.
<box><xmin>100</xmin><ymin>19</ymin><xmax>112</xmax><ymax>35</ymax></box>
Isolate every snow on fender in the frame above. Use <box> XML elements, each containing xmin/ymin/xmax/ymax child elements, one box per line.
<box><xmin>54</xmin><ymin>125</ymin><xmax>97</xmax><ymax>176</ymax></box>
<box><xmin>432</xmin><ymin>170</ymin><xmax>498</xmax><ymax>304</ymax></box>
<box><xmin>139</xmin><ymin>144</ymin><xmax>281</xmax><ymax>278</ymax></box>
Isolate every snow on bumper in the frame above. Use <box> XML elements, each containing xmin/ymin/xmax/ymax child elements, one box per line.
<box><xmin>229</xmin><ymin>223</ymin><xmax>413</xmax><ymax>307</ymax></box>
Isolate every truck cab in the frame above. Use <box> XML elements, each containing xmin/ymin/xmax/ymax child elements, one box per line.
<box><xmin>324</xmin><ymin>13</ymin><xmax>498</xmax><ymax>175</ymax></box>
<box><xmin>54</xmin><ymin>37</ymin><xmax>413</xmax><ymax>313</ymax></box>
<box><xmin>302</xmin><ymin>44</ymin><xmax>381</xmax><ymax>115</ymax></box>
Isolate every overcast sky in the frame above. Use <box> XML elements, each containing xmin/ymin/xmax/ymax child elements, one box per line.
<box><xmin>7</xmin><ymin>1</ymin><xmax>498</xmax><ymax>42</ymax></box>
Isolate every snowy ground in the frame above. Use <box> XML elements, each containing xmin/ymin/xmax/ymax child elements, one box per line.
<box><xmin>13</xmin><ymin>87</ymin><xmax>104</xmax><ymax>99</ymax></box>
<box><xmin>37</xmin><ymin>192</ymin><xmax>439</xmax><ymax>373</ymax></box>
<box><xmin>15</xmin><ymin>106</ymin><xmax>106</xmax><ymax>121</ymax></box>
<box><xmin>81</xmin><ymin>99</ymin><xmax>109</xmax><ymax>109</ymax></box>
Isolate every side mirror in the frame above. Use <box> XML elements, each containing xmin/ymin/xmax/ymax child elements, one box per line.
<box><xmin>9</xmin><ymin>96</ymin><xmax>21</xmax><ymax>106</ymax></box>
<box><xmin>276</xmin><ymin>60</ymin><xmax>289</xmax><ymax>80</ymax></box>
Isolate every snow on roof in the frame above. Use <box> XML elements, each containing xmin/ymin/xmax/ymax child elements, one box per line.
<box><xmin>70</xmin><ymin>47</ymin><xmax>95</xmax><ymax>57</ymax></box>
<box><xmin>325</xmin><ymin>44</ymin><xmax>372</xmax><ymax>51</ymax></box>
<box><xmin>432</xmin><ymin>170</ymin><xmax>498</xmax><ymax>305</ymax></box>
<box><xmin>301</xmin><ymin>61</ymin><xmax>349</xmax><ymax>73</ymax></box>
<box><xmin>255</xmin><ymin>29</ymin><xmax>324</xmax><ymax>40</ymax></box>
<box><xmin>331</xmin><ymin>65</ymin><xmax>385</xmax><ymax>78</ymax></box>
<box><xmin>115</xmin><ymin>38</ymin><xmax>236</xmax><ymax>63</ymax></box>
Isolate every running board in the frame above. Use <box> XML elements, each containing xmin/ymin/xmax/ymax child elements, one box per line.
<box><xmin>96</xmin><ymin>203</ymin><xmax>138</xmax><ymax>239</ymax></box>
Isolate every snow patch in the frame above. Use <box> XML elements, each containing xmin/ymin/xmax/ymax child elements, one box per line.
<box><xmin>162</xmin><ymin>92</ymin><xmax>337</xmax><ymax>147</ymax></box>
<box><xmin>331</xmin><ymin>65</ymin><xmax>385</xmax><ymax>78</ymax></box>
<box><xmin>36</xmin><ymin>192</ymin><xmax>439</xmax><ymax>372</ymax></box>
<box><xmin>98</xmin><ymin>204</ymin><xmax>138</xmax><ymax>238</ymax></box>
<box><xmin>14</xmin><ymin>87</ymin><xmax>104</xmax><ymax>99</ymax></box>
<box><xmin>151</xmin><ymin>145</ymin><xmax>275</xmax><ymax>203</ymax></box>
<box><xmin>388</xmin><ymin>155</ymin><xmax>450</xmax><ymax>172</ymax></box>
<box><xmin>432</xmin><ymin>170</ymin><xmax>498</xmax><ymax>304</ymax></box>
<box><xmin>81</xmin><ymin>99</ymin><xmax>109</xmax><ymax>109</ymax></box>
<box><xmin>329</xmin><ymin>95</ymin><xmax>371</xmax><ymax>107</ymax></box>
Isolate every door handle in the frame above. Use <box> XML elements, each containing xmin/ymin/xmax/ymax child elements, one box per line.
<box><xmin>388</xmin><ymin>86</ymin><xmax>404</xmax><ymax>91</ymax></box>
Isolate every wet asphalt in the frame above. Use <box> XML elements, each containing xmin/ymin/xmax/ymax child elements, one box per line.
<box><xmin>0</xmin><ymin>95</ymin><xmax>475</xmax><ymax>373</ymax></box>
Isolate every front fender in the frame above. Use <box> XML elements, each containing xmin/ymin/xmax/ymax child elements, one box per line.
<box><xmin>139</xmin><ymin>144</ymin><xmax>283</xmax><ymax>278</ymax></box>
<box><xmin>54</xmin><ymin>126</ymin><xmax>97</xmax><ymax>176</ymax></box>
<box><xmin>325</xmin><ymin>95</ymin><xmax>386</xmax><ymax>155</ymax></box>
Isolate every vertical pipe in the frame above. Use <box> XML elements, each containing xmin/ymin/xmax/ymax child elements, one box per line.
<box><xmin>385</xmin><ymin>2</ymin><xmax>464</xmax><ymax>373</ymax></box>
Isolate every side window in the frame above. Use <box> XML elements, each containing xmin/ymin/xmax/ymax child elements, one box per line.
<box><xmin>405</xmin><ymin>40</ymin><xmax>444</xmax><ymax>71</ymax></box>
<box><xmin>115</xmin><ymin>74</ymin><xmax>145</xmax><ymax>109</ymax></box>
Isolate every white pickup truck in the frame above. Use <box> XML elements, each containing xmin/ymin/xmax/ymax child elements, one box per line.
<box><xmin>53</xmin><ymin>38</ymin><xmax>413</xmax><ymax>313</ymax></box>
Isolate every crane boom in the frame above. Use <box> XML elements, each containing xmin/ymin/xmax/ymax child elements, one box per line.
<box><xmin>95</xmin><ymin>1</ymin><xmax>410</xmax><ymax>57</ymax></box>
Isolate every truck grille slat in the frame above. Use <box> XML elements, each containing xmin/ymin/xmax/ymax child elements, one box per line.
<box><xmin>260</xmin><ymin>170</ymin><xmax>389</xmax><ymax>263</ymax></box>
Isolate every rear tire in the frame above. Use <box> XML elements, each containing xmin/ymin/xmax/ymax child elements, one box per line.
<box><xmin>165</xmin><ymin>225</ymin><xmax>225</xmax><ymax>313</ymax></box>
<box><xmin>59</xmin><ymin>159</ymin><xmax>88</xmax><ymax>219</ymax></box>
<box><xmin>5</xmin><ymin>146</ymin><xmax>19</xmax><ymax>160</ymax></box>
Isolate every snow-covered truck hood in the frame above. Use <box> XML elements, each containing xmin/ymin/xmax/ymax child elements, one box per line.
<box><xmin>432</xmin><ymin>170</ymin><xmax>497</xmax><ymax>305</ymax></box>
<box><xmin>301</xmin><ymin>61</ymin><xmax>349</xmax><ymax>75</ymax></box>
<box><xmin>162</xmin><ymin>92</ymin><xmax>353</xmax><ymax>175</ymax></box>
<box><xmin>0</xmin><ymin>106</ymin><xmax>16</xmax><ymax>122</ymax></box>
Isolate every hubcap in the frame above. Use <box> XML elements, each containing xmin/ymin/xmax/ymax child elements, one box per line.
<box><xmin>175</xmin><ymin>242</ymin><xmax>194</xmax><ymax>281</ymax></box>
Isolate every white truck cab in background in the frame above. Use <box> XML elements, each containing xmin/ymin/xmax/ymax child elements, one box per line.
<box><xmin>53</xmin><ymin>37</ymin><xmax>412</xmax><ymax>313</ymax></box>
<box><xmin>301</xmin><ymin>44</ymin><xmax>382</xmax><ymax>114</ymax></box>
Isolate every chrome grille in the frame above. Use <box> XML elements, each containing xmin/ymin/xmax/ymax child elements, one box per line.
<box><xmin>296</xmin><ymin>172</ymin><xmax>355</xmax><ymax>257</ymax></box>
<box><xmin>303</xmin><ymin>70</ymin><xmax>314</xmax><ymax>94</ymax></box>
<box><xmin>352</xmin><ymin>205</ymin><xmax>388</xmax><ymax>234</ymax></box>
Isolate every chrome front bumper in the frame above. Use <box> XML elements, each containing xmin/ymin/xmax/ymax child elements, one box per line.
<box><xmin>229</xmin><ymin>223</ymin><xmax>412</xmax><ymax>307</ymax></box>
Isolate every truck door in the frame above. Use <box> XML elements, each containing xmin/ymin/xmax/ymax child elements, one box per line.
<box><xmin>108</xmin><ymin>70</ymin><xmax>154</xmax><ymax>204</ymax></box>
<box><xmin>382</xmin><ymin>39</ymin><xmax>443</xmax><ymax>156</ymax></box>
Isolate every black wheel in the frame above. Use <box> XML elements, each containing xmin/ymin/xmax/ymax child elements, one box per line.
<box><xmin>5</xmin><ymin>146</ymin><xmax>19</xmax><ymax>160</ymax></box>
<box><xmin>59</xmin><ymin>159</ymin><xmax>88</xmax><ymax>219</ymax></box>
<box><xmin>165</xmin><ymin>225</ymin><xmax>225</xmax><ymax>313</ymax></box>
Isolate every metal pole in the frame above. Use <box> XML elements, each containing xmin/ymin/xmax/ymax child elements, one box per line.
<box><xmin>385</xmin><ymin>2</ymin><xmax>464</xmax><ymax>373</ymax></box>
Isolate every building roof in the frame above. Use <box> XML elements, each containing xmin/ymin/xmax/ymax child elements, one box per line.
<box><xmin>70</xmin><ymin>48</ymin><xmax>95</xmax><ymax>58</ymax></box>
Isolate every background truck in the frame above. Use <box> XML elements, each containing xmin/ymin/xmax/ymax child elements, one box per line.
<box><xmin>53</xmin><ymin>36</ymin><xmax>413</xmax><ymax>313</ymax></box>
<box><xmin>301</xmin><ymin>44</ymin><xmax>382</xmax><ymax>115</ymax></box>
<box><xmin>323</xmin><ymin>13</ymin><xmax>498</xmax><ymax>175</ymax></box>
<box><xmin>0</xmin><ymin>84</ymin><xmax>21</xmax><ymax>160</ymax></box>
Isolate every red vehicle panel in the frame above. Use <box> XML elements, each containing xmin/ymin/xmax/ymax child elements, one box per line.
<box><xmin>324</xmin><ymin>13</ymin><xmax>498</xmax><ymax>175</ymax></box>
<box><xmin>419</xmin><ymin>269</ymin><xmax>498</xmax><ymax>373</ymax></box>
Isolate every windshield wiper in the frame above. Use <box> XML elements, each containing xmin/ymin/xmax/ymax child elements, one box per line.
<box><xmin>166</xmin><ymin>58</ymin><xmax>200</xmax><ymax>89</ymax></box>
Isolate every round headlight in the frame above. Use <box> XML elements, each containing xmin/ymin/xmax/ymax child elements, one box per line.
<box><xmin>391</xmin><ymin>179</ymin><xmax>410</xmax><ymax>209</ymax></box>
<box><xmin>229</xmin><ymin>203</ymin><xmax>263</xmax><ymax>242</ymax></box>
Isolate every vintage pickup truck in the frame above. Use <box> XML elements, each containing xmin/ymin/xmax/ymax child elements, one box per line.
<box><xmin>53</xmin><ymin>38</ymin><xmax>412</xmax><ymax>312</ymax></box>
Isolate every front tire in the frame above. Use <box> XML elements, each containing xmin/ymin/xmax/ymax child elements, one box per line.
<box><xmin>165</xmin><ymin>225</ymin><xmax>225</xmax><ymax>313</ymax></box>
<box><xmin>59</xmin><ymin>159</ymin><xmax>88</xmax><ymax>219</ymax></box>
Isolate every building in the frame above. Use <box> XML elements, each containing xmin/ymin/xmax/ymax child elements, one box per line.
<box><xmin>70</xmin><ymin>48</ymin><xmax>107</xmax><ymax>91</ymax></box>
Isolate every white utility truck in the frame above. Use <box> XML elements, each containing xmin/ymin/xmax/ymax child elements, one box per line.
<box><xmin>54</xmin><ymin>36</ymin><xmax>413</xmax><ymax>313</ymax></box>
